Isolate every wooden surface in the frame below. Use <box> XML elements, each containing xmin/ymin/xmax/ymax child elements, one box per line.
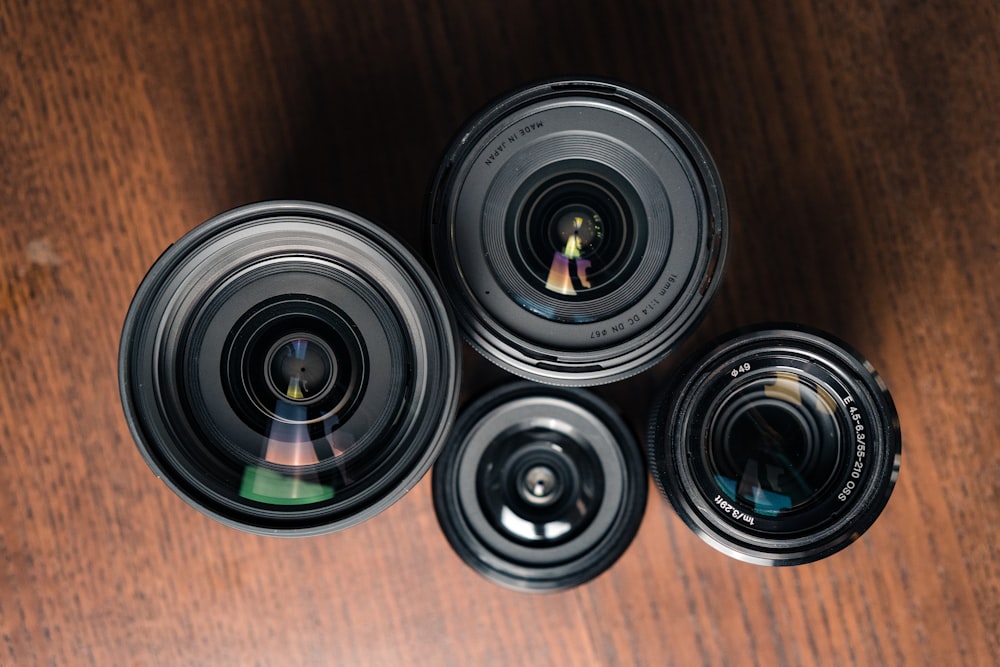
<box><xmin>2</xmin><ymin>1</ymin><xmax>998</xmax><ymax>664</ymax></box>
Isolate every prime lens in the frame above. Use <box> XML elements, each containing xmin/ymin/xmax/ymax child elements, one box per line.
<box><xmin>119</xmin><ymin>201</ymin><xmax>460</xmax><ymax>535</ymax></box>
<box><xmin>433</xmin><ymin>382</ymin><xmax>647</xmax><ymax>591</ymax></box>
<box><xmin>429</xmin><ymin>79</ymin><xmax>728</xmax><ymax>386</ymax></box>
<box><xmin>648</xmin><ymin>325</ymin><xmax>901</xmax><ymax>565</ymax></box>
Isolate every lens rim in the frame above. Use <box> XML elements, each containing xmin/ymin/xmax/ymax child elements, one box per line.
<box><xmin>433</xmin><ymin>382</ymin><xmax>647</xmax><ymax>592</ymax></box>
<box><xmin>119</xmin><ymin>201</ymin><xmax>461</xmax><ymax>535</ymax></box>
<box><xmin>429</xmin><ymin>78</ymin><xmax>728</xmax><ymax>386</ymax></box>
<box><xmin>647</xmin><ymin>324</ymin><xmax>902</xmax><ymax>565</ymax></box>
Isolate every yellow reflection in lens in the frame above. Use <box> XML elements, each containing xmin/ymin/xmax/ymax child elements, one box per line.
<box><xmin>815</xmin><ymin>386</ymin><xmax>837</xmax><ymax>415</ymax></box>
<box><xmin>563</xmin><ymin>217</ymin><xmax>585</xmax><ymax>259</ymax></box>
<box><xmin>545</xmin><ymin>217</ymin><xmax>593</xmax><ymax>296</ymax></box>
<box><xmin>763</xmin><ymin>372</ymin><xmax>803</xmax><ymax>405</ymax></box>
<box><xmin>285</xmin><ymin>376</ymin><xmax>305</xmax><ymax>400</ymax></box>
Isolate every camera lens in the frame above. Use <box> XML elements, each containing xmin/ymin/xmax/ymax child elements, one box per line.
<box><xmin>433</xmin><ymin>382</ymin><xmax>647</xmax><ymax>592</ymax></box>
<box><xmin>119</xmin><ymin>201</ymin><xmax>460</xmax><ymax>535</ymax></box>
<box><xmin>429</xmin><ymin>79</ymin><xmax>728</xmax><ymax>385</ymax></box>
<box><xmin>647</xmin><ymin>325</ymin><xmax>901</xmax><ymax>565</ymax></box>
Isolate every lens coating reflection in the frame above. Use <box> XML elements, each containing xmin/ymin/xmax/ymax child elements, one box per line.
<box><xmin>478</xmin><ymin>430</ymin><xmax>603</xmax><ymax>545</ymax></box>
<box><xmin>121</xmin><ymin>201</ymin><xmax>461</xmax><ymax>535</ymax></box>
<box><xmin>708</xmin><ymin>373</ymin><xmax>841</xmax><ymax>516</ymax></box>
<box><xmin>267</xmin><ymin>335</ymin><xmax>336</xmax><ymax>403</ymax></box>
<box><xmin>516</xmin><ymin>174</ymin><xmax>637</xmax><ymax>302</ymax></box>
<box><xmin>648</xmin><ymin>325</ymin><xmax>901</xmax><ymax>565</ymax></box>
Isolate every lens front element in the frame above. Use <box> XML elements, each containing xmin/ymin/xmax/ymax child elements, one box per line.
<box><xmin>515</xmin><ymin>173</ymin><xmax>638</xmax><ymax>304</ymax></box>
<box><xmin>430</xmin><ymin>79</ymin><xmax>728</xmax><ymax>385</ymax></box>
<box><xmin>708</xmin><ymin>373</ymin><xmax>841</xmax><ymax>516</ymax></box>
<box><xmin>120</xmin><ymin>202</ymin><xmax>460</xmax><ymax>535</ymax></box>
<box><xmin>434</xmin><ymin>383</ymin><xmax>646</xmax><ymax>591</ymax></box>
<box><xmin>266</xmin><ymin>335</ymin><xmax>336</xmax><ymax>404</ymax></box>
<box><xmin>648</xmin><ymin>325</ymin><xmax>901</xmax><ymax>565</ymax></box>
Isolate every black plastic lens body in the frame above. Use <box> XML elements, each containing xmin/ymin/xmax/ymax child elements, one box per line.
<box><xmin>119</xmin><ymin>201</ymin><xmax>460</xmax><ymax>535</ymax></box>
<box><xmin>433</xmin><ymin>383</ymin><xmax>647</xmax><ymax>592</ymax></box>
<box><xmin>429</xmin><ymin>79</ymin><xmax>728</xmax><ymax>386</ymax></box>
<box><xmin>648</xmin><ymin>325</ymin><xmax>901</xmax><ymax>565</ymax></box>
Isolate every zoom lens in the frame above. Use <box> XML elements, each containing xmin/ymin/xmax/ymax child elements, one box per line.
<box><xmin>648</xmin><ymin>325</ymin><xmax>901</xmax><ymax>565</ymax></box>
<box><xmin>433</xmin><ymin>383</ymin><xmax>647</xmax><ymax>591</ymax></box>
<box><xmin>119</xmin><ymin>201</ymin><xmax>460</xmax><ymax>535</ymax></box>
<box><xmin>430</xmin><ymin>79</ymin><xmax>728</xmax><ymax>385</ymax></box>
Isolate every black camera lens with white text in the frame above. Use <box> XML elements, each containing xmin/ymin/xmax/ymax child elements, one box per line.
<box><xmin>119</xmin><ymin>201</ymin><xmax>460</xmax><ymax>535</ymax></box>
<box><xmin>429</xmin><ymin>79</ymin><xmax>728</xmax><ymax>386</ymax></box>
<box><xmin>647</xmin><ymin>325</ymin><xmax>901</xmax><ymax>565</ymax></box>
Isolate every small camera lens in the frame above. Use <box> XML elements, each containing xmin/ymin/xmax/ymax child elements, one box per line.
<box><xmin>430</xmin><ymin>79</ymin><xmax>728</xmax><ymax>385</ymax></box>
<box><xmin>648</xmin><ymin>325</ymin><xmax>901</xmax><ymax>565</ymax></box>
<box><xmin>433</xmin><ymin>383</ymin><xmax>646</xmax><ymax>592</ymax></box>
<box><xmin>119</xmin><ymin>201</ymin><xmax>460</xmax><ymax>535</ymax></box>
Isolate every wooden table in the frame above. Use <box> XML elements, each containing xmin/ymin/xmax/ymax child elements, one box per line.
<box><xmin>2</xmin><ymin>1</ymin><xmax>997</xmax><ymax>664</ymax></box>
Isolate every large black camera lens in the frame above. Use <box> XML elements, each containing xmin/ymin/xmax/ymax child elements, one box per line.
<box><xmin>119</xmin><ymin>201</ymin><xmax>460</xmax><ymax>535</ymax></box>
<box><xmin>648</xmin><ymin>325</ymin><xmax>901</xmax><ymax>565</ymax></box>
<box><xmin>430</xmin><ymin>79</ymin><xmax>728</xmax><ymax>385</ymax></box>
<box><xmin>433</xmin><ymin>383</ymin><xmax>647</xmax><ymax>591</ymax></box>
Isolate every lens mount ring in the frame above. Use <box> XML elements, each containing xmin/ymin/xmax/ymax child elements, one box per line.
<box><xmin>430</xmin><ymin>78</ymin><xmax>728</xmax><ymax>386</ymax></box>
<box><xmin>433</xmin><ymin>382</ymin><xmax>647</xmax><ymax>592</ymax></box>
<box><xmin>648</xmin><ymin>324</ymin><xmax>901</xmax><ymax>565</ymax></box>
<box><xmin>120</xmin><ymin>201</ymin><xmax>460</xmax><ymax>535</ymax></box>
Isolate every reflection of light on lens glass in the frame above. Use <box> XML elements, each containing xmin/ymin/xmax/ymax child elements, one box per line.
<box><xmin>499</xmin><ymin>506</ymin><xmax>572</xmax><ymax>540</ymax></box>
<box><xmin>815</xmin><ymin>386</ymin><xmax>837</xmax><ymax>415</ymax></box>
<box><xmin>284</xmin><ymin>338</ymin><xmax>310</xmax><ymax>399</ymax></box>
<box><xmin>238</xmin><ymin>400</ymin><xmax>334</xmax><ymax>505</ymax></box>
<box><xmin>763</xmin><ymin>373</ymin><xmax>802</xmax><ymax>404</ymax></box>
<box><xmin>716</xmin><ymin>474</ymin><xmax>791</xmax><ymax>515</ymax></box>
<box><xmin>262</xmin><ymin>402</ymin><xmax>318</xmax><ymax>465</ymax></box>
<box><xmin>545</xmin><ymin>217</ymin><xmax>593</xmax><ymax>295</ymax></box>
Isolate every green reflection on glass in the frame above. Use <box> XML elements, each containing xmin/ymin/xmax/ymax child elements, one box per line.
<box><xmin>240</xmin><ymin>465</ymin><xmax>334</xmax><ymax>505</ymax></box>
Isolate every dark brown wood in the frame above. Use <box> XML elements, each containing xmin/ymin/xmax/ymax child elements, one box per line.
<box><xmin>1</xmin><ymin>1</ymin><xmax>997</xmax><ymax>664</ymax></box>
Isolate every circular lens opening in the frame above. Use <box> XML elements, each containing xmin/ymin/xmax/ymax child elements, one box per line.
<box><xmin>120</xmin><ymin>202</ymin><xmax>461</xmax><ymax>535</ymax></box>
<box><xmin>223</xmin><ymin>301</ymin><xmax>367</xmax><ymax>432</ymax></box>
<box><xmin>648</xmin><ymin>325</ymin><xmax>902</xmax><ymax>565</ymax></box>
<box><xmin>433</xmin><ymin>383</ymin><xmax>648</xmax><ymax>591</ymax></box>
<box><xmin>430</xmin><ymin>80</ymin><xmax>729</xmax><ymax>384</ymax></box>
<box><xmin>515</xmin><ymin>174</ymin><xmax>636</xmax><ymax>300</ymax></box>
<box><xmin>265</xmin><ymin>334</ymin><xmax>337</xmax><ymax>404</ymax></box>
<box><xmin>520</xmin><ymin>463</ymin><xmax>561</xmax><ymax>505</ymax></box>
<box><xmin>477</xmin><ymin>430</ymin><xmax>602</xmax><ymax>545</ymax></box>
<box><xmin>707</xmin><ymin>375</ymin><xmax>841</xmax><ymax>516</ymax></box>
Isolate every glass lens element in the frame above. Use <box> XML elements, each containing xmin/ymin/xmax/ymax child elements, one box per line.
<box><xmin>477</xmin><ymin>430</ymin><xmax>603</xmax><ymax>545</ymax></box>
<box><xmin>517</xmin><ymin>175</ymin><xmax>636</xmax><ymax>303</ymax></box>
<box><xmin>119</xmin><ymin>201</ymin><xmax>460</xmax><ymax>535</ymax></box>
<box><xmin>430</xmin><ymin>79</ymin><xmax>729</xmax><ymax>384</ymax></box>
<box><xmin>647</xmin><ymin>324</ymin><xmax>902</xmax><ymax>566</ymax></box>
<box><xmin>267</xmin><ymin>335</ymin><xmax>336</xmax><ymax>402</ymax></box>
<box><xmin>432</xmin><ymin>382</ymin><xmax>648</xmax><ymax>591</ymax></box>
<box><xmin>708</xmin><ymin>373</ymin><xmax>840</xmax><ymax>516</ymax></box>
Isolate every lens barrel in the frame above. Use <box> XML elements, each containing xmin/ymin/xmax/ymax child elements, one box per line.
<box><xmin>433</xmin><ymin>382</ymin><xmax>647</xmax><ymax>591</ymax></box>
<box><xmin>119</xmin><ymin>201</ymin><xmax>460</xmax><ymax>535</ymax></box>
<box><xmin>648</xmin><ymin>325</ymin><xmax>901</xmax><ymax>565</ymax></box>
<box><xmin>429</xmin><ymin>79</ymin><xmax>728</xmax><ymax>386</ymax></box>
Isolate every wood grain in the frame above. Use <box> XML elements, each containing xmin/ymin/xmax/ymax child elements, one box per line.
<box><xmin>1</xmin><ymin>1</ymin><xmax>997</xmax><ymax>664</ymax></box>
